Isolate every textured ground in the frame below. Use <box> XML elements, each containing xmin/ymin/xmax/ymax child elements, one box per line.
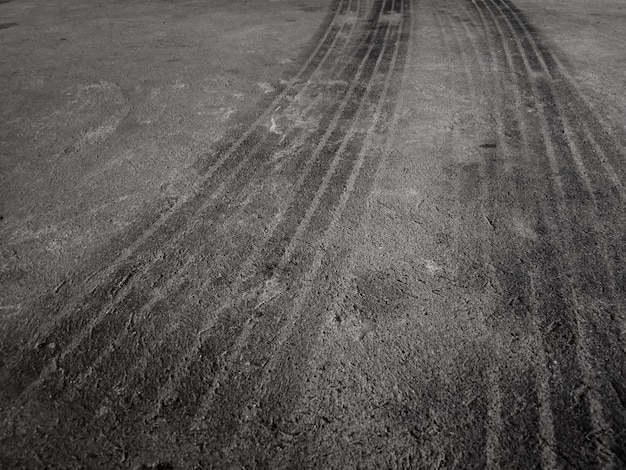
<box><xmin>1</xmin><ymin>0</ymin><xmax>625</xmax><ymax>468</ymax></box>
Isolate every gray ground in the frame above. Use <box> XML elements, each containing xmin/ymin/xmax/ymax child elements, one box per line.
<box><xmin>1</xmin><ymin>0</ymin><xmax>625</xmax><ymax>468</ymax></box>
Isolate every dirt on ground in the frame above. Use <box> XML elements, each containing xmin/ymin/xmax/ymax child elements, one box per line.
<box><xmin>1</xmin><ymin>0</ymin><xmax>625</xmax><ymax>468</ymax></box>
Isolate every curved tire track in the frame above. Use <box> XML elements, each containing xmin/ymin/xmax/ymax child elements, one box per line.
<box><xmin>0</xmin><ymin>0</ymin><xmax>350</xmax><ymax>409</ymax></box>
<box><xmin>0</xmin><ymin>0</ymin><xmax>363</xmax><ymax>408</ymax></box>
<box><xmin>0</xmin><ymin>0</ymin><xmax>412</xmax><ymax>466</ymax></box>
<box><xmin>56</xmin><ymin>0</ymin><xmax>368</xmax><ymax>402</ymax></box>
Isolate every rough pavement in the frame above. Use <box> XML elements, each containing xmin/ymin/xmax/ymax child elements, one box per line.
<box><xmin>1</xmin><ymin>0</ymin><xmax>625</xmax><ymax>468</ymax></box>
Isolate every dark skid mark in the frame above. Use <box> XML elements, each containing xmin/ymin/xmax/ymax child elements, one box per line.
<box><xmin>479</xmin><ymin>143</ymin><xmax>497</xmax><ymax>148</ymax></box>
<box><xmin>0</xmin><ymin>0</ymin><xmax>400</xmax><ymax>443</ymax></box>
<box><xmin>169</xmin><ymin>0</ymin><xmax>407</xmax><ymax>431</ymax></box>
<box><xmin>0</xmin><ymin>0</ymin><xmax>412</xmax><ymax>466</ymax></box>
<box><xmin>466</xmin><ymin>0</ymin><xmax>626</xmax><ymax>466</ymax></box>
<box><xmin>0</xmin><ymin>0</ymin><xmax>345</xmax><ymax>401</ymax></box>
<box><xmin>0</xmin><ymin>22</ymin><xmax>18</xmax><ymax>30</ymax></box>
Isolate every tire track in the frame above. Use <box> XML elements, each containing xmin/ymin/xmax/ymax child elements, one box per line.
<box><xmin>13</xmin><ymin>0</ymin><xmax>346</xmax><ymax>346</ymax></box>
<box><xmin>455</xmin><ymin>0</ymin><xmax>620</xmax><ymax>467</ymax></box>
<box><xmin>438</xmin><ymin>1</ymin><xmax>504</xmax><ymax>467</ymax></box>
<box><xmin>493</xmin><ymin>4</ymin><xmax>620</xmax><ymax>215</ymax></box>
<box><xmin>188</xmin><ymin>23</ymin><xmax>402</xmax><ymax>458</ymax></box>
<box><xmin>451</xmin><ymin>1</ymin><xmax>553</xmax><ymax>468</ymax></box>
<box><xmin>470</xmin><ymin>0</ymin><xmax>626</xmax><ymax>466</ymax></box>
<box><xmin>55</xmin><ymin>0</ymin><xmax>366</xmax><ymax>398</ymax></box>
<box><xmin>45</xmin><ymin>0</ymin><xmax>370</xmax><ymax>413</ymax></box>
<box><xmin>57</xmin><ymin>0</ymin><xmax>390</xmax><ymax>434</ymax></box>
<box><xmin>0</xmin><ymin>0</ymin><xmax>352</xmax><ymax>406</ymax></box>
<box><xmin>459</xmin><ymin>1</ymin><xmax>559</xmax><ymax>466</ymax></box>
<box><xmin>430</xmin><ymin>4</ymin><xmax>461</xmax><ymax>96</ymax></box>
<box><xmin>81</xmin><ymin>1</ymin><xmax>382</xmax><ymax>434</ymax></box>
<box><xmin>489</xmin><ymin>1</ymin><xmax>625</xmax><ymax>466</ymax></box>
<box><xmin>467</xmin><ymin>4</ymin><xmax>548</xmax><ymax>467</ymax></box>
<box><xmin>0</xmin><ymin>0</ymin><xmax>353</xmax><ymax>425</ymax></box>
<box><xmin>528</xmin><ymin>271</ymin><xmax>559</xmax><ymax>470</ymax></box>
<box><xmin>441</xmin><ymin>1</ymin><xmax>479</xmax><ymax>106</ymax></box>
<box><xmin>471</xmin><ymin>0</ymin><xmax>597</xmax><ymax>466</ymax></box>
<box><xmin>499</xmin><ymin>0</ymin><xmax>626</xmax><ymax>192</ymax></box>
<box><xmin>212</xmin><ymin>2</ymin><xmax>413</xmax><ymax>464</ymax></box>
<box><xmin>493</xmin><ymin>0</ymin><xmax>626</xmax><ymax>367</ymax></box>
<box><xmin>3</xmin><ymin>2</ymin><xmax>394</xmax><ymax>462</ymax></box>
<box><xmin>194</xmin><ymin>2</ymin><xmax>409</xmax><ymax>453</ymax></box>
<box><xmin>456</xmin><ymin>26</ymin><xmax>505</xmax><ymax>470</ymax></box>
<box><xmin>145</xmin><ymin>0</ymin><xmax>398</xmax><ymax>432</ymax></box>
<box><xmin>274</xmin><ymin>2</ymin><xmax>414</xmax><ymax>465</ymax></box>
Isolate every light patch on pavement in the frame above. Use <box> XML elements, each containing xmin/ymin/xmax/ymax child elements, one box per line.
<box><xmin>257</xmin><ymin>81</ymin><xmax>275</xmax><ymax>94</ymax></box>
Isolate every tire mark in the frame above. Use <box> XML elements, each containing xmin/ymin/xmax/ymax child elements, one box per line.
<box><xmin>47</xmin><ymin>0</ymin><xmax>370</xmax><ymax>422</ymax></box>
<box><xmin>26</xmin><ymin>0</ymin><xmax>348</xmax><ymax>342</ymax></box>
<box><xmin>339</xmin><ymin>0</ymin><xmax>350</xmax><ymax>15</ymax></box>
<box><xmin>557</xmin><ymin>70</ymin><xmax>626</xmax><ymax>192</ymax></box>
<box><xmin>490</xmin><ymin>1</ymin><xmax>625</xmax><ymax>467</ymax></box>
<box><xmin>178</xmin><ymin>1</ymin><xmax>393</xmax><ymax>408</ymax></box>
<box><xmin>581</xmin><ymin>122</ymin><xmax>626</xmax><ymax>202</ymax></box>
<box><xmin>430</xmin><ymin>5</ymin><xmax>461</xmax><ymax>96</ymax></box>
<box><xmin>528</xmin><ymin>270</ymin><xmax>559</xmax><ymax>470</ymax></box>
<box><xmin>455</xmin><ymin>1</ymin><xmax>559</xmax><ymax>467</ymax></box>
<box><xmin>0</xmin><ymin>3</ymin><xmax>385</xmax><ymax>454</ymax></box>
<box><xmin>459</xmin><ymin>1</ymin><xmax>559</xmax><ymax>466</ymax></box>
<box><xmin>440</xmin><ymin>1</ymin><xmax>503</xmax><ymax>466</ymax></box>
<box><xmin>441</xmin><ymin>1</ymin><xmax>479</xmax><ymax>106</ymax></box>
<box><xmin>137</xmin><ymin>0</ymin><xmax>395</xmax><ymax>425</ymax></box>
<box><xmin>463</xmin><ymin>0</ymin><xmax>578</xmax><ymax>467</ymax></box>
<box><xmin>461</xmin><ymin>45</ymin><xmax>502</xmax><ymax>470</ymax></box>
<box><xmin>500</xmin><ymin>0</ymin><xmax>626</xmax><ymax>191</ymax></box>
<box><xmin>496</xmin><ymin>1</ymin><xmax>625</xmax><ymax>238</ymax></box>
<box><xmin>474</xmin><ymin>0</ymin><xmax>624</xmax><ymax>466</ymax></box>
<box><xmin>494</xmin><ymin>0</ymin><xmax>626</xmax><ymax>365</ymax></box>
<box><xmin>197</xmin><ymin>2</ymin><xmax>409</xmax><ymax>452</ymax></box>
<box><xmin>84</xmin><ymin>15</ymin><xmax>379</xmax><ymax>434</ymax></box>
<box><xmin>276</xmin><ymin>1</ymin><xmax>412</xmax><ymax>464</ymax></box>
<box><xmin>0</xmin><ymin>0</ymin><xmax>343</xmax><ymax>370</ymax></box>
<box><xmin>474</xmin><ymin>1</ymin><xmax>596</xmax><ymax>467</ymax></box>
<box><xmin>0</xmin><ymin>0</ymin><xmax>351</xmax><ymax>422</ymax></box>
<box><xmin>207</xmin><ymin>6</ymin><xmax>411</xmax><ymax>464</ymax></box>
<box><xmin>495</xmin><ymin>5</ymin><xmax>617</xmax><ymax>216</ymax></box>
<box><xmin>57</xmin><ymin>0</ymin><xmax>365</xmax><ymax>398</ymax></box>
